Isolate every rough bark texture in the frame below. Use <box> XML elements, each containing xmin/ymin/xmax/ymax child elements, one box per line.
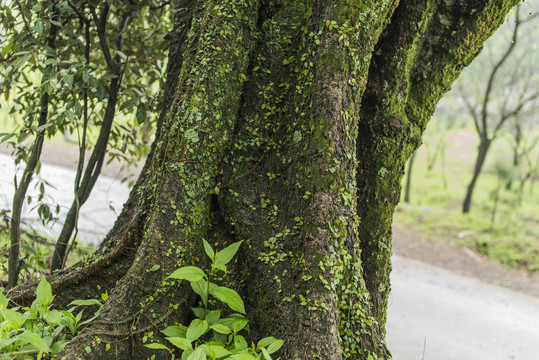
<box><xmin>6</xmin><ymin>1</ymin><xmax>520</xmax><ymax>359</ymax></box>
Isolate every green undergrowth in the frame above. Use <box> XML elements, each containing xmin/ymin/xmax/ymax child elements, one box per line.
<box><xmin>0</xmin><ymin>223</ymin><xmax>94</xmax><ymax>284</ymax></box>
<box><xmin>397</xmin><ymin>128</ymin><xmax>539</xmax><ymax>271</ymax></box>
<box><xmin>146</xmin><ymin>240</ymin><xmax>283</xmax><ymax>360</ymax></box>
<box><xmin>0</xmin><ymin>277</ymin><xmax>104</xmax><ymax>359</ymax></box>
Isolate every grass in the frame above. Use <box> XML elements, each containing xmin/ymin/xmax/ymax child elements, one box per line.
<box><xmin>396</xmin><ymin>127</ymin><xmax>539</xmax><ymax>272</ymax></box>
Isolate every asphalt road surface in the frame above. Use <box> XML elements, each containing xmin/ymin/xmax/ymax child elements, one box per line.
<box><xmin>2</xmin><ymin>153</ymin><xmax>539</xmax><ymax>359</ymax></box>
<box><xmin>0</xmin><ymin>153</ymin><xmax>130</xmax><ymax>244</ymax></box>
<box><xmin>387</xmin><ymin>255</ymin><xmax>539</xmax><ymax>360</ymax></box>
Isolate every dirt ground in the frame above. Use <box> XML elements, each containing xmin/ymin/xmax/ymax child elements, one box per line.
<box><xmin>3</xmin><ymin>140</ymin><xmax>538</xmax><ymax>298</ymax></box>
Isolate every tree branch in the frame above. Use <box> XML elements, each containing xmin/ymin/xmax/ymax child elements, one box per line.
<box><xmin>481</xmin><ymin>6</ymin><xmax>521</xmax><ymax>139</ymax></box>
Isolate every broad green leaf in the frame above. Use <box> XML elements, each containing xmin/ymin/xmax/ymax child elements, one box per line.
<box><xmin>166</xmin><ymin>337</ymin><xmax>192</xmax><ymax>351</ymax></box>
<box><xmin>203</xmin><ymin>239</ymin><xmax>214</xmax><ymax>260</ymax></box>
<box><xmin>18</xmin><ymin>331</ymin><xmax>51</xmax><ymax>352</ymax></box>
<box><xmin>43</xmin><ymin>309</ymin><xmax>63</xmax><ymax>325</ymax></box>
<box><xmin>187</xmin><ymin>347</ymin><xmax>205</xmax><ymax>360</ymax></box>
<box><xmin>145</xmin><ymin>343</ymin><xmax>171</xmax><ymax>351</ymax></box>
<box><xmin>234</xmin><ymin>335</ymin><xmax>248</xmax><ymax>350</ymax></box>
<box><xmin>0</xmin><ymin>133</ymin><xmax>15</xmax><ymax>144</ymax></box>
<box><xmin>161</xmin><ymin>325</ymin><xmax>188</xmax><ymax>338</ymax></box>
<box><xmin>62</xmin><ymin>74</ymin><xmax>73</xmax><ymax>85</ymax></box>
<box><xmin>60</xmin><ymin>315</ymin><xmax>76</xmax><ymax>334</ymax></box>
<box><xmin>36</xmin><ymin>277</ymin><xmax>53</xmax><ymax>306</ymax></box>
<box><xmin>257</xmin><ymin>337</ymin><xmax>278</xmax><ymax>350</ymax></box>
<box><xmin>99</xmin><ymin>74</ymin><xmax>119</xmax><ymax>81</ymax></box>
<box><xmin>0</xmin><ymin>292</ymin><xmax>9</xmax><ymax>308</ymax></box>
<box><xmin>1</xmin><ymin>42</ymin><xmax>11</xmax><ymax>57</ymax></box>
<box><xmin>231</xmin><ymin>354</ymin><xmax>257</xmax><ymax>360</ymax></box>
<box><xmin>182</xmin><ymin>349</ymin><xmax>193</xmax><ymax>360</ymax></box>
<box><xmin>150</xmin><ymin>264</ymin><xmax>160</xmax><ymax>272</ymax></box>
<box><xmin>190</xmin><ymin>280</ymin><xmax>210</xmax><ymax>306</ymax></box>
<box><xmin>261</xmin><ymin>347</ymin><xmax>272</xmax><ymax>360</ymax></box>
<box><xmin>169</xmin><ymin>266</ymin><xmax>206</xmax><ymax>282</ymax></box>
<box><xmin>36</xmin><ymin>123</ymin><xmax>53</xmax><ymax>133</ymax></box>
<box><xmin>191</xmin><ymin>307</ymin><xmax>207</xmax><ymax>319</ymax></box>
<box><xmin>0</xmin><ymin>336</ymin><xmax>18</xmax><ymax>349</ymax></box>
<box><xmin>13</xmin><ymin>54</ymin><xmax>32</xmax><ymax>70</ymax></box>
<box><xmin>185</xmin><ymin>319</ymin><xmax>208</xmax><ymax>342</ymax></box>
<box><xmin>69</xmin><ymin>299</ymin><xmax>102</xmax><ymax>307</ymax></box>
<box><xmin>34</xmin><ymin>21</ymin><xmax>43</xmax><ymax>35</ymax></box>
<box><xmin>266</xmin><ymin>339</ymin><xmax>284</xmax><ymax>354</ymax></box>
<box><xmin>210</xmin><ymin>286</ymin><xmax>245</xmax><ymax>313</ymax></box>
<box><xmin>51</xmin><ymin>339</ymin><xmax>70</xmax><ymax>356</ymax></box>
<box><xmin>233</xmin><ymin>317</ymin><xmax>249</xmax><ymax>334</ymax></box>
<box><xmin>43</xmin><ymin>46</ymin><xmax>56</xmax><ymax>56</ymax></box>
<box><xmin>205</xmin><ymin>309</ymin><xmax>221</xmax><ymax>324</ymax></box>
<box><xmin>216</xmin><ymin>315</ymin><xmax>248</xmax><ymax>332</ymax></box>
<box><xmin>212</xmin><ymin>262</ymin><xmax>227</xmax><ymax>273</ymax></box>
<box><xmin>206</xmin><ymin>343</ymin><xmax>232</xmax><ymax>358</ymax></box>
<box><xmin>209</xmin><ymin>324</ymin><xmax>230</xmax><ymax>334</ymax></box>
<box><xmin>0</xmin><ymin>308</ymin><xmax>24</xmax><ymax>327</ymax></box>
<box><xmin>129</xmin><ymin>65</ymin><xmax>141</xmax><ymax>77</ymax></box>
<box><xmin>119</xmin><ymin>96</ymin><xmax>142</xmax><ymax>111</ymax></box>
<box><xmin>214</xmin><ymin>241</ymin><xmax>243</xmax><ymax>266</ymax></box>
<box><xmin>136</xmin><ymin>103</ymin><xmax>147</xmax><ymax>124</ymax></box>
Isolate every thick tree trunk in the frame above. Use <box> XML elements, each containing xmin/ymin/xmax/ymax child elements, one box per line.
<box><xmin>6</xmin><ymin>1</ymin><xmax>520</xmax><ymax>358</ymax></box>
<box><xmin>463</xmin><ymin>138</ymin><xmax>491</xmax><ymax>214</ymax></box>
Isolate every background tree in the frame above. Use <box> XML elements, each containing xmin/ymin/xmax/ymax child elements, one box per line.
<box><xmin>0</xmin><ymin>0</ymin><xmax>171</xmax><ymax>285</ymax></box>
<box><xmin>453</xmin><ymin>5</ymin><xmax>539</xmax><ymax>213</ymax></box>
<box><xmin>403</xmin><ymin>101</ymin><xmax>459</xmax><ymax>204</ymax></box>
<box><xmin>5</xmin><ymin>1</ymin><xmax>519</xmax><ymax>359</ymax></box>
<box><xmin>505</xmin><ymin>113</ymin><xmax>539</xmax><ymax>203</ymax></box>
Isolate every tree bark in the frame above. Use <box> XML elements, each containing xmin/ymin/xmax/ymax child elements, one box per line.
<box><xmin>6</xmin><ymin>1</ymin><xmax>520</xmax><ymax>358</ymax></box>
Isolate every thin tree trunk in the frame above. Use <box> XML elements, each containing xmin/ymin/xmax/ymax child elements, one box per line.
<box><xmin>51</xmin><ymin>76</ymin><xmax>120</xmax><ymax>271</ymax></box>
<box><xmin>463</xmin><ymin>139</ymin><xmax>491</xmax><ymax>214</ymax></box>
<box><xmin>507</xmin><ymin>123</ymin><xmax>521</xmax><ymax>190</ymax></box>
<box><xmin>404</xmin><ymin>150</ymin><xmax>416</xmax><ymax>203</ymax></box>
<box><xmin>8</xmin><ymin>18</ymin><xmax>59</xmax><ymax>288</ymax></box>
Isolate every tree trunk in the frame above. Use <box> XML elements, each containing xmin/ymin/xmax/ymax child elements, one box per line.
<box><xmin>6</xmin><ymin>1</ymin><xmax>520</xmax><ymax>358</ymax></box>
<box><xmin>506</xmin><ymin>119</ymin><xmax>521</xmax><ymax>190</ymax></box>
<box><xmin>463</xmin><ymin>138</ymin><xmax>492</xmax><ymax>214</ymax></box>
<box><xmin>404</xmin><ymin>151</ymin><xmax>416</xmax><ymax>203</ymax></box>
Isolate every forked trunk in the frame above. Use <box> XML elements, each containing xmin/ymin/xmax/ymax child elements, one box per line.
<box><xmin>6</xmin><ymin>1</ymin><xmax>520</xmax><ymax>358</ymax></box>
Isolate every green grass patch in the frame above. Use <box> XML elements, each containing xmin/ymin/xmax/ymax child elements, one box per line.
<box><xmin>396</xmin><ymin>128</ymin><xmax>539</xmax><ymax>271</ymax></box>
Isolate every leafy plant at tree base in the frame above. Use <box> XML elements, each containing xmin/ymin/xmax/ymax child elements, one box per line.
<box><xmin>145</xmin><ymin>240</ymin><xmax>284</xmax><ymax>360</ymax></box>
<box><xmin>0</xmin><ymin>277</ymin><xmax>104</xmax><ymax>359</ymax></box>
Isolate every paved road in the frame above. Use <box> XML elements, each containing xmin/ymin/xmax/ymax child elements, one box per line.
<box><xmin>387</xmin><ymin>255</ymin><xmax>539</xmax><ymax>360</ymax></box>
<box><xmin>2</xmin><ymin>154</ymin><xmax>539</xmax><ymax>359</ymax></box>
<box><xmin>0</xmin><ymin>153</ymin><xmax>130</xmax><ymax>245</ymax></box>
